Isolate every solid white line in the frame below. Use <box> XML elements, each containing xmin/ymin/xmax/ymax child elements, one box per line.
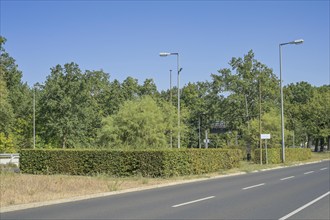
<box><xmin>278</xmin><ymin>191</ymin><xmax>330</xmax><ymax>220</ymax></box>
<box><xmin>320</xmin><ymin>167</ymin><xmax>328</xmax><ymax>170</ymax></box>
<box><xmin>242</xmin><ymin>183</ymin><xmax>265</xmax><ymax>190</ymax></box>
<box><xmin>280</xmin><ymin>176</ymin><xmax>295</xmax><ymax>181</ymax></box>
<box><xmin>304</xmin><ymin>171</ymin><xmax>314</xmax><ymax>174</ymax></box>
<box><xmin>172</xmin><ymin>196</ymin><xmax>215</xmax><ymax>208</ymax></box>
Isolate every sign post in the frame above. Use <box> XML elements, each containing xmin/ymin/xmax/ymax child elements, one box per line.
<box><xmin>261</xmin><ymin>134</ymin><xmax>271</xmax><ymax>164</ymax></box>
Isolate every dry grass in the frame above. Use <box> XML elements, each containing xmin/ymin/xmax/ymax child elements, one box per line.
<box><xmin>0</xmin><ymin>173</ymin><xmax>184</xmax><ymax>208</ymax></box>
<box><xmin>1</xmin><ymin>151</ymin><xmax>328</xmax><ymax>208</ymax></box>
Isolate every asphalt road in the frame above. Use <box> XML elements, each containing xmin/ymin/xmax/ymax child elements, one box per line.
<box><xmin>1</xmin><ymin>161</ymin><xmax>329</xmax><ymax>220</ymax></box>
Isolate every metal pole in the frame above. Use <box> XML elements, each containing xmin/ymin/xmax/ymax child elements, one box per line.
<box><xmin>198</xmin><ymin>116</ymin><xmax>201</xmax><ymax>148</ymax></box>
<box><xmin>170</xmin><ymin>70</ymin><xmax>173</xmax><ymax>148</ymax></box>
<box><xmin>205</xmin><ymin>129</ymin><xmax>208</xmax><ymax>149</ymax></box>
<box><xmin>177</xmin><ymin>54</ymin><xmax>180</xmax><ymax>148</ymax></box>
<box><xmin>279</xmin><ymin>45</ymin><xmax>285</xmax><ymax>163</ymax></box>
<box><xmin>245</xmin><ymin>95</ymin><xmax>251</xmax><ymax>157</ymax></box>
<box><xmin>33</xmin><ymin>87</ymin><xmax>36</xmax><ymax>149</ymax></box>
<box><xmin>259</xmin><ymin>78</ymin><xmax>262</xmax><ymax>165</ymax></box>
<box><xmin>265</xmin><ymin>139</ymin><xmax>268</xmax><ymax>164</ymax></box>
<box><xmin>293</xmin><ymin>130</ymin><xmax>295</xmax><ymax>148</ymax></box>
<box><xmin>170</xmin><ymin>70</ymin><xmax>172</xmax><ymax>104</ymax></box>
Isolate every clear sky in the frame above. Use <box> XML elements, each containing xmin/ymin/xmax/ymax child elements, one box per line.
<box><xmin>1</xmin><ymin>0</ymin><xmax>329</xmax><ymax>91</ymax></box>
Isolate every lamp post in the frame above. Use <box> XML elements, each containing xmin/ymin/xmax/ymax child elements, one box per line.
<box><xmin>279</xmin><ymin>39</ymin><xmax>303</xmax><ymax>163</ymax></box>
<box><xmin>33</xmin><ymin>86</ymin><xmax>36</xmax><ymax>149</ymax></box>
<box><xmin>169</xmin><ymin>69</ymin><xmax>173</xmax><ymax>148</ymax></box>
<box><xmin>160</xmin><ymin>52</ymin><xmax>182</xmax><ymax>148</ymax></box>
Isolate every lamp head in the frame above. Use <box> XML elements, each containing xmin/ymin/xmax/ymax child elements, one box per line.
<box><xmin>159</xmin><ymin>52</ymin><xmax>171</xmax><ymax>57</ymax></box>
<box><xmin>293</xmin><ymin>39</ymin><xmax>304</xmax><ymax>44</ymax></box>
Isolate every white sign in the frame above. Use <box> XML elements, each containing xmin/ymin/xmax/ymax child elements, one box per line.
<box><xmin>261</xmin><ymin>134</ymin><xmax>271</xmax><ymax>139</ymax></box>
<box><xmin>203</xmin><ymin>139</ymin><xmax>210</xmax><ymax>143</ymax></box>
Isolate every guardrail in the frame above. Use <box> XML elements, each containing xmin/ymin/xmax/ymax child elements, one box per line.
<box><xmin>0</xmin><ymin>153</ymin><xmax>20</xmax><ymax>166</ymax></box>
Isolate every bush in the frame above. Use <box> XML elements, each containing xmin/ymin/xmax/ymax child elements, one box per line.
<box><xmin>20</xmin><ymin>148</ymin><xmax>242</xmax><ymax>177</ymax></box>
<box><xmin>254</xmin><ymin>148</ymin><xmax>312</xmax><ymax>164</ymax></box>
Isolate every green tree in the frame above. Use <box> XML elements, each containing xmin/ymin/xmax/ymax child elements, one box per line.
<box><xmin>0</xmin><ymin>36</ymin><xmax>33</xmax><ymax>149</ymax></box>
<box><xmin>39</xmin><ymin>63</ymin><xmax>99</xmax><ymax>148</ymax></box>
<box><xmin>122</xmin><ymin>76</ymin><xmax>140</xmax><ymax>101</ymax></box>
<box><xmin>247</xmin><ymin>109</ymin><xmax>288</xmax><ymax>148</ymax></box>
<box><xmin>306</xmin><ymin>85</ymin><xmax>330</xmax><ymax>151</ymax></box>
<box><xmin>140</xmin><ymin>78</ymin><xmax>158</xmax><ymax>97</ymax></box>
<box><xmin>106</xmin><ymin>79</ymin><xmax>124</xmax><ymax>115</ymax></box>
<box><xmin>98</xmin><ymin>96</ymin><xmax>170</xmax><ymax>149</ymax></box>
<box><xmin>210</xmin><ymin>50</ymin><xmax>279</xmax><ymax>152</ymax></box>
<box><xmin>181</xmin><ymin>82</ymin><xmax>210</xmax><ymax>148</ymax></box>
<box><xmin>284</xmin><ymin>82</ymin><xmax>314</xmax><ymax>147</ymax></box>
<box><xmin>0</xmin><ymin>74</ymin><xmax>14</xmax><ymax>136</ymax></box>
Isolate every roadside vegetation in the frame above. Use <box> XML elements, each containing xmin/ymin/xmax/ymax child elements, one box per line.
<box><xmin>1</xmin><ymin>35</ymin><xmax>329</xmax><ymax>208</ymax></box>
<box><xmin>1</xmin><ymin>152</ymin><xmax>328</xmax><ymax>208</ymax></box>
<box><xmin>1</xmin><ymin>36</ymin><xmax>329</xmax><ymax>155</ymax></box>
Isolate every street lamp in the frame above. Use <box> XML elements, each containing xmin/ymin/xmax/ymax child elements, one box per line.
<box><xmin>33</xmin><ymin>86</ymin><xmax>36</xmax><ymax>149</ymax></box>
<box><xmin>33</xmin><ymin>83</ymin><xmax>44</xmax><ymax>149</ymax></box>
<box><xmin>169</xmin><ymin>69</ymin><xmax>173</xmax><ymax>148</ymax></box>
<box><xmin>160</xmin><ymin>52</ymin><xmax>182</xmax><ymax>148</ymax></box>
<box><xmin>279</xmin><ymin>39</ymin><xmax>303</xmax><ymax>163</ymax></box>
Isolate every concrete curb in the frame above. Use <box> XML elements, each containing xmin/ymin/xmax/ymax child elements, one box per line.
<box><xmin>1</xmin><ymin>159</ymin><xmax>329</xmax><ymax>213</ymax></box>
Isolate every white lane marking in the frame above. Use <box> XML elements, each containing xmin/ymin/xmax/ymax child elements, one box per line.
<box><xmin>280</xmin><ymin>176</ymin><xmax>295</xmax><ymax>181</ymax></box>
<box><xmin>172</xmin><ymin>196</ymin><xmax>215</xmax><ymax>208</ymax></box>
<box><xmin>278</xmin><ymin>191</ymin><xmax>330</xmax><ymax>220</ymax></box>
<box><xmin>304</xmin><ymin>171</ymin><xmax>314</xmax><ymax>174</ymax></box>
<box><xmin>242</xmin><ymin>183</ymin><xmax>265</xmax><ymax>190</ymax></box>
<box><xmin>320</xmin><ymin>167</ymin><xmax>328</xmax><ymax>170</ymax></box>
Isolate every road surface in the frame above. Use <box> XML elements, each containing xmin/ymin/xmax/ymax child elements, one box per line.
<box><xmin>1</xmin><ymin>161</ymin><xmax>329</xmax><ymax>219</ymax></box>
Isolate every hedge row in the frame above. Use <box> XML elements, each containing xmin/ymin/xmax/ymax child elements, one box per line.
<box><xmin>254</xmin><ymin>148</ymin><xmax>312</xmax><ymax>164</ymax></box>
<box><xmin>20</xmin><ymin>149</ymin><xmax>243</xmax><ymax>177</ymax></box>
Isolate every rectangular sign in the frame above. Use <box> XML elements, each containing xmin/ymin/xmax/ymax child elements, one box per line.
<box><xmin>261</xmin><ymin>134</ymin><xmax>271</xmax><ymax>139</ymax></box>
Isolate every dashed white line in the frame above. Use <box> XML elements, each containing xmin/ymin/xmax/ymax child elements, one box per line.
<box><xmin>172</xmin><ymin>196</ymin><xmax>215</xmax><ymax>208</ymax></box>
<box><xmin>304</xmin><ymin>171</ymin><xmax>314</xmax><ymax>174</ymax></box>
<box><xmin>242</xmin><ymin>183</ymin><xmax>265</xmax><ymax>190</ymax></box>
<box><xmin>320</xmin><ymin>167</ymin><xmax>328</xmax><ymax>171</ymax></box>
<box><xmin>280</xmin><ymin>176</ymin><xmax>295</xmax><ymax>181</ymax></box>
<box><xmin>279</xmin><ymin>191</ymin><xmax>330</xmax><ymax>220</ymax></box>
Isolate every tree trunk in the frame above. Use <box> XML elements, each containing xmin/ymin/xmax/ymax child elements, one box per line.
<box><xmin>307</xmin><ymin>135</ymin><xmax>313</xmax><ymax>148</ymax></box>
<box><xmin>314</xmin><ymin>138</ymin><xmax>319</xmax><ymax>152</ymax></box>
<box><xmin>62</xmin><ymin>135</ymin><xmax>66</xmax><ymax>149</ymax></box>
<box><xmin>328</xmin><ymin>135</ymin><xmax>330</xmax><ymax>151</ymax></box>
<box><xmin>320</xmin><ymin>138</ymin><xmax>324</xmax><ymax>152</ymax></box>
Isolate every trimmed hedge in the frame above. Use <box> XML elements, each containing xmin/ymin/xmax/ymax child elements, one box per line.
<box><xmin>20</xmin><ymin>149</ymin><xmax>242</xmax><ymax>177</ymax></box>
<box><xmin>254</xmin><ymin>148</ymin><xmax>312</xmax><ymax>164</ymax></box>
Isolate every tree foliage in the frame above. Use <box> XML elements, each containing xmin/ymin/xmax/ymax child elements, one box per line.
<box><xmin>97</xmin><ymin>96</ymin><xmax>176</xmax><ymax>149</ymax></box>
<box><xmin>0</xmin><ymin>36</ymin><xmax>328</xmax><ymax>153</ymax></box>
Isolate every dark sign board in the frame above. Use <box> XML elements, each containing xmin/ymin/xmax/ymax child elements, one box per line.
<box><xmin>210</xmin><ymin>121</ymin><xmax>228</xmax><ymax>134</ymax></box>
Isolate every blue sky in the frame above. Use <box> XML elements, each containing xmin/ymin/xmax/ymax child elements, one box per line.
<box><xmin>1</xmin><ymin>0</ymin><xmax>329</xmax><ymax>91</ymax></box>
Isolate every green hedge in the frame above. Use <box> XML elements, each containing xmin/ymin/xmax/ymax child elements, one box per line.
<box><xmin>254</xmin><ymin>148</ymin><xmax>312</xmax><ymax>164</ymax></box>
<box><xmin>20</xmin><ymin>149</ymin><xmax>242</xmax><ymax>177</ymax></box>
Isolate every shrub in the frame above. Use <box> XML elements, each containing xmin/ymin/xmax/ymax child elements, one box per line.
<box><xmin>20</xmin><ymin>148</ymin><xmax>242</xmax><ymax>177</ymax></box>
<box><xmin>254</xmin><ymin>148</ymin><xmax>312</xmax><ymax>164</ymax></box>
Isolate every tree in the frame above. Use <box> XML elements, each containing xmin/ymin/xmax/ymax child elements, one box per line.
<box><xmin>97</xmin><ymin>96</ymin><xmax>172</xmax><ymax>149</ymax></box>
<box><xmin>284</xmin><ymin>82</ymin><xmax>314</xmax><ymax>147</ymax></box>
<box><xmin>306</xmin><ymin>85</ymin><xmax>330</xmax><ymax>151</ymax></box>
<box><xmin>0</xmin><ymin>74</ymin><xmax>14</xmax><ymax>135</ymax></box>
<box><xmin>39</xmin><ymin>63</ymin><xmax>100</xmax><ymax>148</ymax></box>
<box><xmin>247</xmin><ymin>109</ymin><xmax>288</xmax><ymax>148</ymax></box>
<box><xmin>105</xmin><ymin>79</ymin><xmax>123</xmax><ymax>114</ymax></box>
<box><xmin>140</xmin><ymin>78</ymin><xmax>158</xmax><ymax>97</ymax></box>
<box><xmin>181</xmin><ymin>82</ymin><xmax>210</xmax><ymax>148</ymax></box>
<box><xmin>285</xmin><ymin>83</ymin><xmax>330</xmax><ymax>150</ymax></box>
<box><xmin>121</xmin><ymin>77</ymin><xmax>140</xmax><ymax>101</ymax></box>
<box><xmin>210</xmin><ymin>50</ymin><xmax>279</xmax><ymax>153</ymax></box>
<box><xmin>0</xmin><ymin>36</ymin><xmax>33</xmax><ymax>149</ymax></box>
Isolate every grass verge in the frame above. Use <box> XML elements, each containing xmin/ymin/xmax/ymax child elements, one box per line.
<box><xmin>1</xmin><ymin>151</ymin><xmax>328</xmax><ymax>208</ymax></box>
